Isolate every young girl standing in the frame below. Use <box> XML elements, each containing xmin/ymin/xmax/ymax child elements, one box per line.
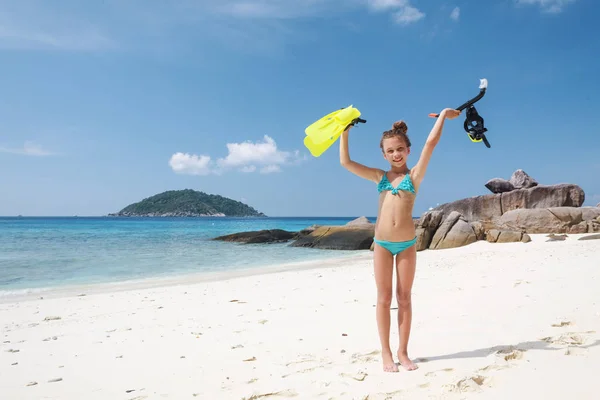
<box><xmin>340</xmin><ymin>108</ymin><xmax>461</xmax><ymax>372</ymax></box>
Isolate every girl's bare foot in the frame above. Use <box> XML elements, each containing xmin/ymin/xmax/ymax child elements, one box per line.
<box><xmin>398</xmin><ymin>352</ymin><xmax>418</xmax><ymax>371</ymax></box>
<box><xmin>382</xmin><ymin>351</ymin><xmax>399</xmax><ymax>372</ymax></box>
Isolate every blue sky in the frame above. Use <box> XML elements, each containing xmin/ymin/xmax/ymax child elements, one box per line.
<box><xmin>0</xmin><ymin>0</ymin><xmax>598</xmax><ymax>217</ymax></box>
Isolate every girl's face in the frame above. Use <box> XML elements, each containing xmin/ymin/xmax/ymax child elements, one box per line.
<box><xmin>382</xmin><ymin>136</ymin><xmax>410</xmax><ymax>167</ymax></box>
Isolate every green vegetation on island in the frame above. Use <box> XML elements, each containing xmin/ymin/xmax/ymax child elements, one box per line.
<box><xmin>109</xmin><ymin>189</ymin><xmax>266</xmax><ymax>217</ymax></box>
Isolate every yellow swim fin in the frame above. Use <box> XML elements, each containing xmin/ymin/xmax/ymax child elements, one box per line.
<box><xmin>305</xmin><ymin>105</ymin><xmax>363</xmax><ymax>145</ymax></box>
<box><xmin>303</xmin><ymin>130</ymin><xmax>343</xmax><ymax>158</ymax></box>
<box><xmin>303</xmin><ymin>105</ymin><xmax>366</xmax><ymax>157</ymax></box>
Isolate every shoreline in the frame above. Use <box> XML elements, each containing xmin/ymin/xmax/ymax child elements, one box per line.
<box><xmin>2</xmin><ymin>232</ymin><xmax>597</xmax><ymax>304</ymax></box>
<box><xmin>0</xmin><ymin>250</ymin><xmax>372</xmax><ymax>304</ymax></box>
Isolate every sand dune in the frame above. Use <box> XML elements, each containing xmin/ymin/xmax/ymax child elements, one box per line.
<box><xmin>1</xmin><ymin>234</ymin><xmax>599</xmax><ymax>399</ymax></box>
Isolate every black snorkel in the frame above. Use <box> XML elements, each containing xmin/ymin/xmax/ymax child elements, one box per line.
<box><xmin>430</xmin><ymin>79</ymin><xmax>491</xmax><ymax>148</ymax></box>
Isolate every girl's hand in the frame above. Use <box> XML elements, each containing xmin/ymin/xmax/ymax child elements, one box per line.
<box><xmin>441</xmin><ymin>108</ymin><xmax>461</xmax><ymax>119</ymax></box>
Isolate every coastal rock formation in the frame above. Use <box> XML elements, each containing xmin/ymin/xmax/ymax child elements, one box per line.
<box><xmin>493</xmin><ymin>207</ymin><xmax>600</xmax><ymax>234</ymax></box>
<box><xmin>415</xmin><ymin>211</ymin><xmax>444</xmax><ymax>251</ymax></box>
<box><xmin>428</xmin><ymin>211</ymin><xmax>478</xmax><ymax>250</ymax></box>
<box><xmin>485</xmin><ymin>229</ymin><xmax>532</xmax><ymax>244</ymax></box>
<box><xmin>509</xmin><ymin>169</ymin><xmax>539</xmax><ymax>190</ymax></box>
<box><xmin>290</xmin><ymin>223</ymin><xmax>374</xmax><ymax>250</ymax></box>
<box><xmin>413</xmin><ymin>170</ymin><xmax>598</xmax><ymax>251</ymax></box>
<box><xmin>212</xmin><ymin>229</ymin><xmax>296</xmax><ymax>244</ymax></box>
<box><xmin>484</xmin><ymin>178</ymin><xmax>515</xmax><ymax>194</ymax></box>
<box><xmin>431</xmin><ymin>183</ymin><xmax>584</xmax><ymax>224</ymax></box>
<box><xmin>212</xmin><ymin>170</ymin><xmax>596</xmax><ymax>253</ymax></box>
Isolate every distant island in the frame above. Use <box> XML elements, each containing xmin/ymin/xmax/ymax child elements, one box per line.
<box><xmin>108</xmin><ymin>189</ymin><xmax>266</xmax><ymax>217</ymax></box>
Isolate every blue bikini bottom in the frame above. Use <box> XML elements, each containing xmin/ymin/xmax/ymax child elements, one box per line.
<box><xmin>373</xmin><ymin>236</ymin><xmax>417</xmax><ymax>256</ymax></box>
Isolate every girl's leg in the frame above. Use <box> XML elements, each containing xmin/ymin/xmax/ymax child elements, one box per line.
<box><xmin>395</xmin><ymin>244</ymin><xmax>418</xmax><ymax>371</ymax></box>
<box><xmin>373</xmin><ymin>243</ymin><xmax>397</xmax><ymax>372</ymax></box>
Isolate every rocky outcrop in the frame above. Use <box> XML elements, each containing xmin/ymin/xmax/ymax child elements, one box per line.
<box><xmin>493</xmin><ymin>206</ymin><xmax>600</xmax><ymax>234</ymax></box>
<box><xmin>428</xmin><ymin>211</ymin><xmax>478</xmax><ymax>250</ymax></box>
<box><xmin>414</xmin><ymin>170</ymin><xmax>597</xmax><ymax>251</ymax></box>
<box><xmin>212</xmin><ymin>171</ymin><xmax>596</xmax><ymax>253</ymax></box>
<box><xmin>290</xmin><ymin>224</ymin><xmax>374</xmax><ymax>250</ymax></box>
<box><xmin>485</xmin><ymin>178</ymin><xmax>515</xmax><ymax>194</ymax></box>
<box><xmin>485</xmin><ymin>229</ymin><xmax>531</xmax><ymax>243</ymax></box>
<box><xmin>415</xmin><ymin>210</ymin><xmax>444</xmax><ymax>251</ymax></box>
<box><xmin>431</xmin><ymin>183</ymin><xmax>585</xmax><ymax>224</ymax></box>
<box><xmin>509</xmin><ymin>169</ymin><xmax>538</xmax><ymax>189</ymax></box>
<box><xmin>213</xmin><ymin>229</ymin><xmax>297</xmax><ymax>244</ymax></box>
<box><xmin>484</xmin><ymin>169</ymin><xmax>538</xmax><ymax>194</ymax></box>
<box><xmin>345</xmin><ymin>216</ymin><xmax>373</xmax><ymax>226</ymax></box>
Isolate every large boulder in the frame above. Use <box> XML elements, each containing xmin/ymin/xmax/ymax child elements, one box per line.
<box><xmin>429</xmin><ymin>211</ymin><xmax>478</xmax><ymax>250</ymax></box>
<box><xmin>212</xmin><ymin>229</ymin><xmax>296</xmax><ymax>244</ymax></box>
<box><xmin>289</xmin><ymin>225</ymin><xmax>374</xmax><ymax>250</ymax></box>
<box><xmin>509</xmin><ymin>169</ymin><xmax>538</xmax><ymax>189</ymax></box>
<box><xmin>345</xmin><ymin>216</ymin><xmax>374</xmax><ymax>227</ymax></box>
<box><xmin>486</xmin><ymin>229</ymin><xmax>531</xmax><ymax>243</ymax></box>
<box><xmin>485</xmin><ymin>178</ymin><xmax>515</xmax><ymax>194</ymax></box>
<box><xmin>415</xmin><ymin>210</ymin><xmax>444</xmax><ymax>251</ymax></box>
<box><xmin>429</xmin><ymin>184</ymin><xmax>585</xmax><ymax>224</ymax></box>
<box><xmin>493</xmin><ymin>206</ymin><xmax>600</xmax><ymax>234</ymax></box>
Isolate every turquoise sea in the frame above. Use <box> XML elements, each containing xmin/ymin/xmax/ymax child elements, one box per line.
<box><xmin>0</xmin><ymin>216</ymin><xmax>375</xmax><ymax>295</ymax></box>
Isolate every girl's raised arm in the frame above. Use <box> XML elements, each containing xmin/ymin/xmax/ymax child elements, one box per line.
<box><xmin>340</xmin><ymin>126</ymin><xmax>383</xmax><ymax>183</ymax></box>
<box><xmin>411</xmin><ymin>108</ymin><xmax>460</xmax><ymax>186</ymax></box>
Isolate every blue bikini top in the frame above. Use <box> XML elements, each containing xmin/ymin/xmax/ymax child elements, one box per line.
<box><xmin>377</xmin><ymin>172</ymin><xmax>416</xmax><ymax>195</ymax></box>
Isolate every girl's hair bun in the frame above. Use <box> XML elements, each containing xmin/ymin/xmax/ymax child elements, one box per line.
<box><xmin>392</xmin><ymin>121</ymin><xmax>407</xmax><ymax>135</ymax></box>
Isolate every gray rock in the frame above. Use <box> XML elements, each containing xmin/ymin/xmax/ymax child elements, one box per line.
<box><xmin>485</xmin><ymin>178</ymin><xmax>515</xmax><ymax>193</ymax></box>
<box><xmin>289</xmin><ymin>225</ymin><xmax>374</xmax><ymax>250</ymax></box>
<box><xmin>509</xmin><ymin>169</ymin><xmax>538</xmax><ymax>189</ymax></box>
<box><xmin>485</xmin><ymin>229</ymin><xmax>527</xmax><ymax>243</ymax></box>
<box><xmin>212</xmin><ymin>229</ymin><xmax>296</xmax><ymax>244</ymax></box>
<box><xmin>345</xmin><ymin>216</ymin><xmax>374</xmax><ymax>226</ymax></box>
<box><xmin>415</xmin><ymin>210</ymin><xmax>443</xmax><ymax>251</ymax></box>
<box><xmin>428</xmin><ymin>184</ymin><xmax>585</xmax><ymax>224</ymax></box>
<box><xmin>494</xmin><ymin>206</ymin><xmax>600</xmax><ymax>234</ymax></box>
<box><xmin>430</xmin><ymin>212</ymin><xmax>477</xmax><ymax>250</ymax></box>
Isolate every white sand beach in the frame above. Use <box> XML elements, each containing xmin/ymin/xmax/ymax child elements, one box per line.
<box><xmin>1</xmin><ymin>234</ymin><xmax>599</xmax><ymax>399</ymax></box>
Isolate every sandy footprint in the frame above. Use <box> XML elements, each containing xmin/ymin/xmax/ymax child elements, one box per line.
<box><xmin>424</xmin><ymin>367</ymin><xmax>454</xmax><ymax>378</ymax></box>
<box><xmin>551</xmin><ymin>320</ymin><xmax>573</xmax><ymax>328</ymax></box>
<box><xmin>241</xmin><ymin>389</ymin><xmax>297</xmax><ymax>399</ymax></box>
<box><xmin>340</xmin><ymin>370</ymin><xmax>368</xmax><ymax>382</ymax></box>
<box><xmin>540</xmin><ymin>331</ymin><xmax>595</xmax><ymax>346</ymax></box>
<box><xmin>351</xmin><ymin>349</ymin><xmax>380</xmax><ymax>364</ymax></box>
<box><xmin>513</xmin><ymin>280</ymin><xmax>531</xmax><ymax>287</ymax></box>
<box><xmin>494</xmin><ymin>347</ymin><xmax>526</xmax><ymax>362</ymax></box>
<box><xmin>282</xmin><ymin>355</ymin><xmax>332</xmax><ymax>378</ymax></box>
<box><xmin>443</xmin><ymin>374</ymin><xmax>493</xmax><ymax>394</ymax></box>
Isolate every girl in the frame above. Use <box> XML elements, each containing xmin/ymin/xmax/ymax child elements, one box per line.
<box><xmin>339</xmin><ymin>108</ymin><xmax>460</xmax><ymax>372</ymax></box>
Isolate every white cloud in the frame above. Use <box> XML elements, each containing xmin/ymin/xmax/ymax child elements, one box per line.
<box><xmin>450</xmin><ymin>6</ymin><xmax>460</xmax><ymax>21</ymax></box>
<box><xmin>367</xmin><ymin>0</ymin><xmax>409</xmax><ymax>11</ymax></box>
<box><xmin>0</xmin><ymin>141</ymin><xmax>56</xmax><ymax>156</ymax></box>
<box><xmin>260</xmin><ymin>165</ymin><xmax>281</xmax><ymax>174</ymax></box>
<box><xmin>240</xmin><ymin>165</ymin><xmax>257</xmax><ymax>173</ymax></box>
<box><xmin>367</xmin><ymin>0</ymin><xmax>425</xmax><ymax>25</ymax></box>
<box><xmin>393</xmin><ymin>5</ymin><xmax>425</xmax><ymax>24</ymax></box>
<box><xmin>516</xmin><ymin>0</ymin><xmax>576</xmax><ymax>13</ymax></box>
<box><xmin>216</xmin><ymin>135</ymin><xmax>290</xmax><ymax>168</ymax></box>
<box><xmin>168</xmin><ymin>153</ymin><xmax>213</xmax><ymax>176</ymax></box>
<box><xmin>169</xmin><ymin>135</ymin><xmax>303</xmax><ymax>176</ymax></box>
